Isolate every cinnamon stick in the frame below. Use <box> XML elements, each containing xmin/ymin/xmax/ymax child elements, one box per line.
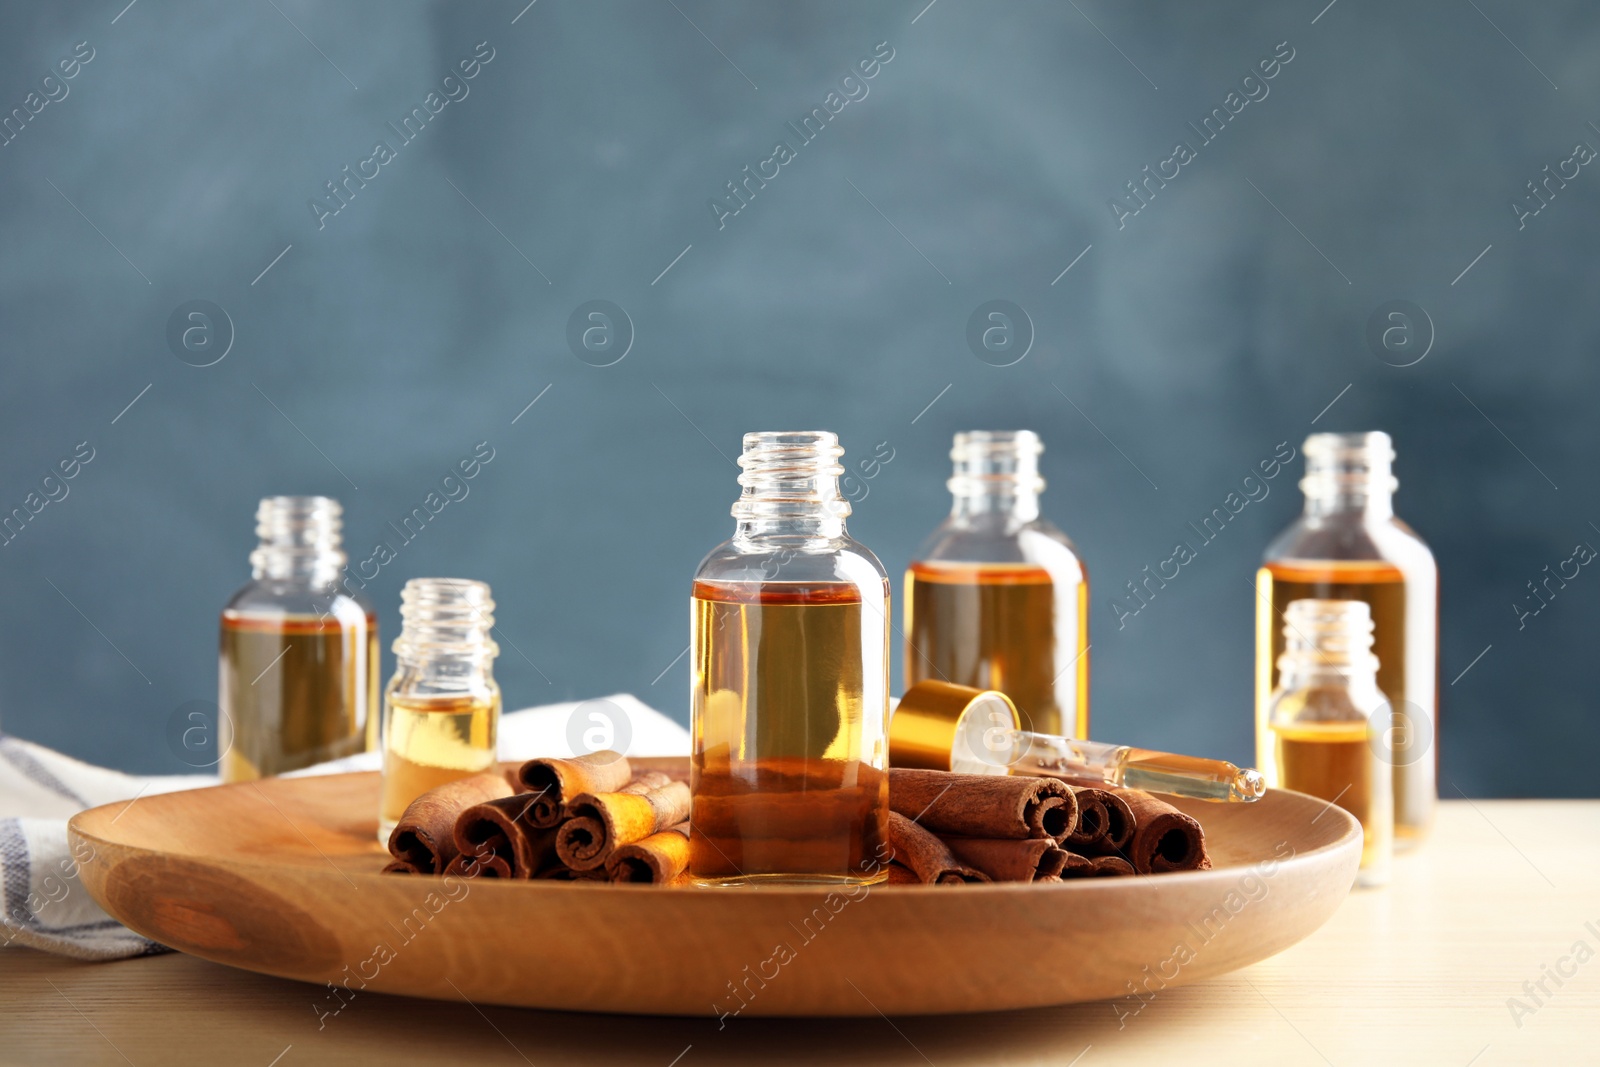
<box><xmin>606</xmin><ymin>822</ymin><xmax>690</xmax><ymax>884</ymax></box>
<box><xmin>887</xmin><ymin>812</ymin><xmax>989</xmax><ymax>885</ymax></box>
<box><xmin>516</xmin><ymin>751</ymin><xmax>633</xmax><ymax>828</ymax></box>
<box><xmin>1116</xmin><ymin>790</ymin><xmax>1210</xmax><ymax>873</ymax></box>
<box><xmin>453</xmin><ymin>795</ymin><xmax>557</xmax><ymax>878</ymax></box>
<box><xmin>555</xmin><ymin>772</ymin><xmax>691</xmax><ymax>871</ymax></box>
<box><xmin>387</xmin><ymin>773</ymin><xmax>514</xmax><ymax>874</ymax></box>
<box><xmin>884</xmin><ymin>862</ymin><xmax>921</xmax><ymax>885</ymax></box>
<box><xmin>888</xmin><ymin>769</ymin><xmax>1077</xmax><ymax>842</ymax></box>
<box><xmin>443</xmin><ymin>850</ymin><xmax>513</xmax><ymax>879</ymax></box>
<box><xmin>1065</xmin><ymin>785</ymin><xmax>1134</xmax><ymax>853</ymax></box>
<box><xmin>1057</xmin><ymin>851</ymin><xmax>1135</xmax><ymax>879</ymax></box>
<box><xmin>939</xmin><ymin>836</ymin><xmax>1069</xmax><ymax>882</ymax></box>
<box><xmin>381</xmin><ymin>859</ymin><xmax>422</xmax><ymax>875</ymax></box>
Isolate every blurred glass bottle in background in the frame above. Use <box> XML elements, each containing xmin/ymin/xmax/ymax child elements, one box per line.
<box><xmin>905</xmin><ymin>431</ymin><xmax>1089</xmax><ymax>738</ymax></box>
<box><xmin>378</xmin><ymin>578</ymin><xmax>501</xmax><ymax>841</ymax></box>
<box><xmin>1268</xmin><ymin>599</ymin><xmax>1393</xmax><ymax>887</ymax></box>
<box><xmin>219</xmin><ymin>496</ymin><xmax>377</xmax><ymax>782</ymax></box>
<box><xmin>1255</xmin><ymin>432</ymin><xmax>1437</xmax><ymax>849</ymax></box>
<box><xmin>690</xmin><ymin>431</ymin><xmax>890</xmax><ymax>886</ymax></box>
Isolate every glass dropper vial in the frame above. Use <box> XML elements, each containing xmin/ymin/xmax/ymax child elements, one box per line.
<box><xmin>891</xmin><ymin>680</ymin><xmax>1265</xmax><ymax>803</ymax></box>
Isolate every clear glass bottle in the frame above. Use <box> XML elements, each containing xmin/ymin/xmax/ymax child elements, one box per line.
<box><xmin>1267</xmin><ymin>599</ymin><xmax>1393</xmax><ymax>887</ymax></box>
<box><xmin>690</xmin><ymin>431</ymin><xmax>890</xmax><ymax>886</ymax></box>
<box><xmin>905</xmin><ymin>431</ymin><xmax>1089</xmax><ymax>738</ymax></box>
<box><xmin>1255</xmin><ymin>432</ymin><xmax>1437</xmax><ymax>849</ymax></box>
<box><xmin>219</xmin><ymin>496</ymin><xmax>377</xmax><ymax>783</ymax></box>
<box><xmin>378</xmin><ymin>578</ymin><xmax>502</xmax><ymax>841</ymax></box>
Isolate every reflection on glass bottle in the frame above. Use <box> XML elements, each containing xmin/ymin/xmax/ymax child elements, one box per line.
<box><xmin>219</xmin><ymin>497</ymin><xmax>377</xmax><ymax>782</ymax></box>
<box><xmin>1268</xmin><ymin>599</ymin><xmax>1393</xmax><ymax>887</ymax></box>
<box><xmin>1255</xmin><ymin>432</ymin><xmax>1438</xmax><ymax>849</ymax></box>
<box><xmin>378</xmin><ymin>578</ymin><xmax>501</xmax><ymax>841</ymax></box>
<box><xmin>690</xmin><ymin>431</ymin><xmax>890</xmax><ymax>887</ymax></box>
<box><xmin>905</xmin><ymin>431</ymin><xmax>1088</xmax><ymax>737</ymax></box>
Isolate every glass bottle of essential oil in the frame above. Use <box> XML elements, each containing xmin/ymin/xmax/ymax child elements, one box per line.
<box><xmin>690</xmin><ymin>431</ymin><xmax>890</xmax><ymax>887</ymax></box>
<box><xmin>1268</xmin><ymin>598</ymin><xmax>1393</xmax><ymax>887</ymax></box>
<box><xmin>1255</xmin><ymin>432</ymin><xmax>1438</xmax><ymax>849</ymax></box>
<box><xmin>905</xmin><ymin>431</ymin><xmax>1089</xmax><ymax>738</ymax></box>
<box><xmin>219</xmin><ymin>496</ymin><xmax>377</xmax><ymax>783</ymax></box>
<box><xmin>378</xmin><ymin>578</ymin><xmax>501</xmax><ymax>841</ymax></box>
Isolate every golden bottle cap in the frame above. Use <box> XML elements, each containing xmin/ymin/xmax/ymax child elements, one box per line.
<box><xmin>889</xmin><ymin>680</ymin><xmax>1021</xmax><ymax>772</ymax></box>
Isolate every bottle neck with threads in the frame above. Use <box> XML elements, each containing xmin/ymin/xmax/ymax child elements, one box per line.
<box><xmin>249</xmin><ymin>496</ymin><xmax>346</xmax><ymax>586</ymax></box>
<box><xmin>1300</xmin><ymin>431</ymin><xmax>1396</xmax><ymax>521</ymax></box>
<box><xmin>947</xmin><ymin>430</ymin><xmax>1043</xmax><ymax>523</ymax></box>
<box><xmin>1275</xmin><ymin>598</ymin><xmax>1379</xmax><ymax>697</ymax></box>
<box><xmin>731</xmin><ymin>431</ymin><xmax>850</xmax><ymax>546</ymax></box>
<box><xmin>392</xmin><ymin>578</ymin><xmax>499</xmax><ymax>684</ymax></box>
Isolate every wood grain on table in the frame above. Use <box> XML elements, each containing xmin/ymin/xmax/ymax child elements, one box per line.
<box><xmin>4</xmin><ymin>800</ymin><xmax>1597</xmax><ymax>1067</ymax></box>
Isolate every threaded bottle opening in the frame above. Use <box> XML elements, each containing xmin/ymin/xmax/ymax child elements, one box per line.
<box><xmin>948</xmin><ymin>430</ymin><xmax>1045</xmax><ymax>497</ymax></box>
<box><xmin>250</xmin><ymin>495</ymin><xmax>346</xmax><ymax>580</ymax></box>
<box><xmin>1301</xmin><ymin>431</ymin><xmax>1397</xmax><ymax>502</ymax></box>
<box><xmin>1278</xmin><ymin>598</ymin><xmax>1379</xmax><ymax>675</ymax></box>
<box><xmin>394</xmin><ymin>578</ymin><xmax>498</xmax><ymax>662</ymax></box>
<box><xmin>732</xmin><ymin>430</ymin><xmax>850</xmax><ymax>523</ymax></box>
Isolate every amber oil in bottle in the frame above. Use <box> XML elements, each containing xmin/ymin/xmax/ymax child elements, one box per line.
<box><xmin>690</xmin><ymin>431</ymin><xmax>891</xmax><ymax>886</ymax></box>
<box><xmin>378</xmin><ymin>578</ymin><xmax>501</xmax><ymax>841</ymax></box>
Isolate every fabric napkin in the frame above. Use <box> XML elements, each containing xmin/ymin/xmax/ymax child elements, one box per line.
<box><xmin>0</xmin><ymin>694</ymin><xmax>688</xmax><ymax>961</ymax></box>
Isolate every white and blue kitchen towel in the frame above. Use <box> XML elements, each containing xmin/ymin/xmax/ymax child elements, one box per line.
<box><xmin>0</xmin><ymin>694</ymin><xmax>689</xmax><ymax>961</ymax></box>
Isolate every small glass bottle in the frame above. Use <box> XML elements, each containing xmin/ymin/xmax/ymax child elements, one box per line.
<box><xmin>1268</xmin><ymin>599</ymin><xmax>1393</xmax><ymax>887</ymax></box>
<box><xmin>690</xmin><ymin>431</ymin><xmax>890</xmax><ymax>886</ymax></box>
<box><xmin>905</xmin><ymin>431</ymin><xmax>1089</xmax><ymax>737</ymax></box>
<box><xmin>219</xmin><ymin>496</ymin><xmax>377</xmax><ymax>783</ymax></box>
<box><xmin>1255</xmin><ymin>432</ymin><xmax>1438</xmax><ymax>849</ymax></box>
<box><xmin>378</xmin><ymin>578</ymin><xmax>502</xmax><ymax>841</ymax></box>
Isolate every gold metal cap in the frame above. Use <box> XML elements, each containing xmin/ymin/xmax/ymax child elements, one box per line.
<box><xmin>889</xmin><ymin>680</ymin><xmax>1021</xmax><ymax>771</ymax></box>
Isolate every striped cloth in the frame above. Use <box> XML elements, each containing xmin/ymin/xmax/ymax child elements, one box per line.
<box><xmin>1</xmin><ymin>694</ymin><xmax>687</xmax><ymax>960</ymax></box>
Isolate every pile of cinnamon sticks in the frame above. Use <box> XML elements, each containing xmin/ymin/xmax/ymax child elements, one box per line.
<box><xmin>383</xmin><ymin>752</ymin><xmax>693</xmax><ymax>884</ymax></box>
<box><xmin>380</xmin><ymin>758</ymin><xmax>1211</xmax><ymax>888</ymax></box>
<box><xmin>884</xmin><ymin>769</ymin><xmax>1211</xmax><ymax>884</ymax></box>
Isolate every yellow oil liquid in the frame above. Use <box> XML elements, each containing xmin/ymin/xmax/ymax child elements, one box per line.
<box><xmin>219</xmin><ymin>611</ymin><xmax>378</xmax><ymax>782</ymax></box>
<box><xmin>1273</xmin><ymin>720</ymin><xmax>1392</xmax><ymax>883</ymax></box>
<box><xmin>690</xmin><ymin>579</ymin><xmax>889</xmax><ymax>885</ymax></box>
<box><xmin>378</xmin><ymin>692</ymin><xmax>499</xmax><ymax>839</ymax></box>
<box><xmin>904</xmin><ymin>561</ymin><xmax>1089</xmax><ymax>738</ymax></box>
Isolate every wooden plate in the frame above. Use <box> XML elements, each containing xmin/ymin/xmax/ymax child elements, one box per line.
<box><xmin>70</xmin><ymin>759</ymin><xmax>1360</xmax><ymax>1016</ymax></box>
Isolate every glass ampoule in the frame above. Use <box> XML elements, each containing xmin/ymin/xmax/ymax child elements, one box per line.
<box><xmin>378</xmin><ymin>578</ymin><xmax>501</xmax><ymax>841</ymax></box>
<box><xmin>905</xmin><ymin>431</ymin><xmax>1089</xmax><ymax>737</ymax></box>
<box><xmin>1255</xmin><ymin>432</ymin><xmax>1437</xmax><ymax>849</ymax></box>
<box><xmin>690</xmin><ymin>431</ymin><xmax>890</xmax><ymax>887</ymax></box>
<box><xmin>219</xmin><ymin>496</ymin><xmax>377</xmax><ymax>782</ymax></box>
<box><xmin>1267</xmin><ymin>599</ymin><xmax>1393</xmax><ymax>887</ymax></box>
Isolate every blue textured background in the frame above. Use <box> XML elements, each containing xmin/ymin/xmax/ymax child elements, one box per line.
<box><xmin>1</xmin><ymin>1</ymin><xmax>1593</xmax><ymax>795</ymax></box>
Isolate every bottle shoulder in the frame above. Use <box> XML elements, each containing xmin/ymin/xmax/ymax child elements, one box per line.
<box><xmin>1262</xmin><ymin>513</ymin><xmax>1435</xmax><ymax>575</ymax></box>
<box><xmin>223</xmin><ymin>578</ymin><xmax>375</xmax><ymax>622</ymax></box>
<box><xmin>912</xmin><ymin>516</ymin><xmax>1085</xmax><ymax>581</ymax></box>
<box><xmin>693</xmin><ymin>535</ymin><xmax>889</xmax><ymax>589</ymax></box>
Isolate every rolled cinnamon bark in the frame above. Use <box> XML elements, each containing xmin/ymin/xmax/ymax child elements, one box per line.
<box><xmin>453</xmin><ymin>795</ymin><xmax>557</xmax><ymax>878</ymax></box>
<box><xmin>606</xmin><ymin>822</ymin><xmax>691</xmax><ymax>884</ymax></box>
<box><xmin>387</xmin><ymin>772</ymin><xmax>515</xmax><ymax>874</ymax></box>
<box><xmin>888</xmin><ymin>769</ymin><xmax>1077</xmax><ymax>842</ymax></box>
<box><xmin>887</xmin><ymin>812</ymin><xmax>989</xmax><ymax>885</ymax></box>
<box><xmin>443</xmin><ymin>850</ymin><xmax>514</xmax><ymax>879</ymax></box>
<box><xmin>1057</xmin><ymin>851</ymin><xmax>1135</xmax><ymax>879</ymax></box>
<box><xmin>381</xmin><ymin>859</ymin><xmax>422</xmax><ymax>875</ymax></box>
<box><xmin>940</xmin><ymin>837</ymin><xmax>1069</xmax><ymax>882</ymax></box>
<box><xmin>556</xmin><ymin>772</ymin><xmax>691</xmax><ymax>871</ymax></box>
<box><xmin>1087</xmin><ymin>855</ymin><xmax>1135</xmax><ymax>877</ymax></box>
<box><xmin>535</xmin><ymin>865</ymin><xmax>610</xmax><ymax>881</ymax></box>
<box><xmin>1067</xmin><ymin>786</ymin><xmax>1135</xmax><ymax>853</ymax></box>
<box><xmin>516</xmin><ymin>751</ymin><xmax>633</xmax><ymax>828</ymax></box>
<box><xmin>884</xmin><ymin>862</ymin><xmax>921</xmax><ymax>885</ymax></box>
<box><xmin>1117</xmin><ymin>789</ymin><xmax>1210</xmax><ymax>873</ymax></box>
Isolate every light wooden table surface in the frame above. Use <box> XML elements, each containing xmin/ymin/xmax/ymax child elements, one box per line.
<box><xmin>3</xmin><ymin>800</ymin><xmax>1596</xmax><ymax>1066</ymax></box>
